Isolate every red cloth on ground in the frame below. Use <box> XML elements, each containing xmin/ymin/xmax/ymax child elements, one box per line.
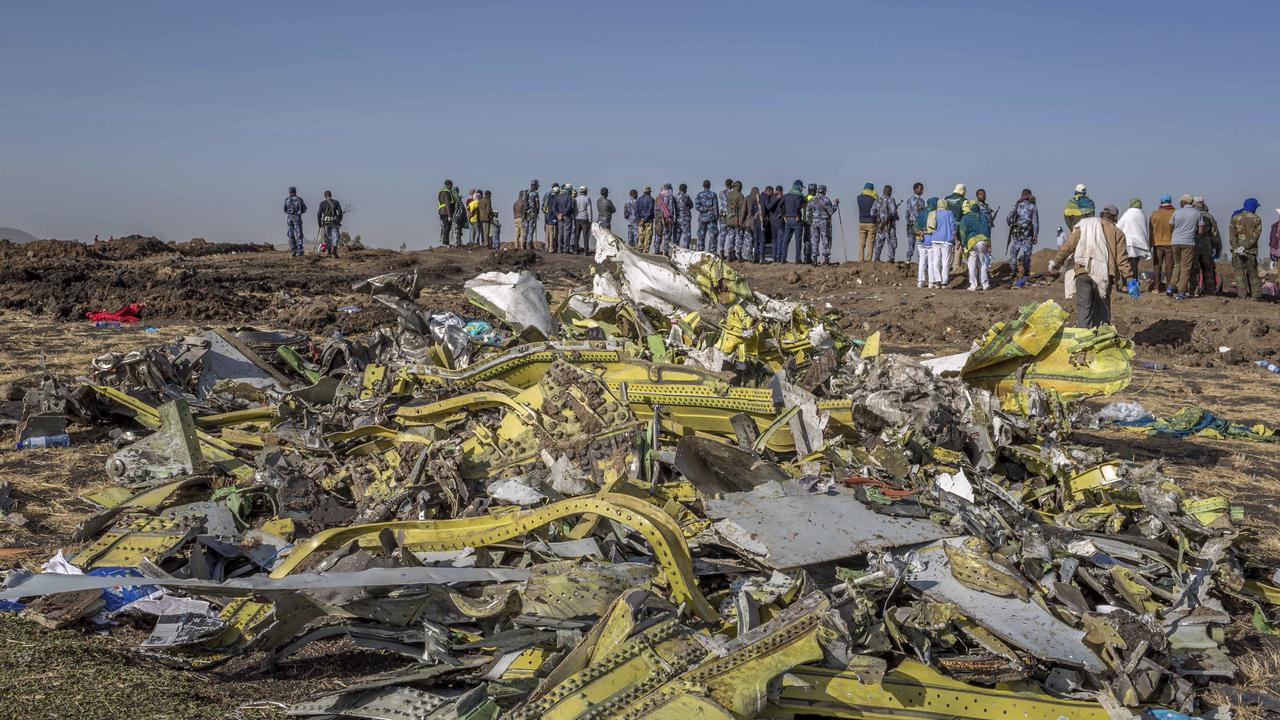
<box><xmin>85</xmin><ymin>303</ymin><xmax>143</xmax><ymax>322</ymax></box>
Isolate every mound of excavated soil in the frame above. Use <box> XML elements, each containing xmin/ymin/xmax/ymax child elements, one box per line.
<box><xmin>170</xmin><ymin>238</ymin><xmax>275</xmax><ymax>256</ymax></box>
<box><xmin>93</xmin><ymin>234</ymin><xmax>173</xmax><ymax>260</ymax></box>
<box><xmin>0</xmin><ymin>239</ymin><xmax>101</xmax><ymax>262</ymax></box>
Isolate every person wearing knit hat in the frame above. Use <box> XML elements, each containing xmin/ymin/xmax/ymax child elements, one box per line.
<box><xmin>1116</xmin><ymin>197</ymin><xmax>1151</xmax><ymax>282</ymax></box>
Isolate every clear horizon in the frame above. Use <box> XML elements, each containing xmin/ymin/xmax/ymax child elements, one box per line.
<box><xmin>3</xmin><ymin>1</ymin><xmax>1276</xmax><ymax>256</ymax></box>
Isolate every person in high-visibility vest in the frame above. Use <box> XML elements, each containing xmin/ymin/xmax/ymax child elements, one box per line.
<box><xmin>437</xmin><ymin>179</ymin><xmax>456</xmax><ymax>246</ymax></box>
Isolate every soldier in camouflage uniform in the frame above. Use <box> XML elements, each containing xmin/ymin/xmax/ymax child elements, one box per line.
<box><xmin>283</xmin><ymin>187</ymin><xmax>307</xmax><ymax>257</ymax></box>
<box><xmin>872</xmin><ymin>185</ymin><xmax>899</xmax><ymax>262</ymax></box>
<box><xmin>798</xmin><ymin>184</ymin><xmax>817</xmax><ymax>264</ymax></box>
<box><xmin>718</xmin><ymin>179</ymin><xmax>732</xmax><ymax>256</ymax></box>
<box><xmin>896</xmin><ymin>183</ymin><xmax>926</xmax><ymax>262</ymax></box>
<box><xmin>695</xmin><ymin>180</ymin><xmax>719</xmax><ymax>252</ymax></box>
<box><xmin>521</xmin><ymin>180</ymin><xmax>540</xmax><ymax>250</ymax></box>
<box><xmin>1230</xmin><ymin>198</ymin><xmax>1263</xmax><ymax>300</ymax></box>
<box><xmin>809</xmin><ymin>185</ymin><xmax>839</xmax><ymax>265</ymax></box>
<box><xmin>676</xmin><ymin>183</ymin><xmax>694</xmax><ymax>249</ymax></box>
<box><xmin>1006</xmin><ymin>189</ymin><xmax>1039</xmax><ymax>285</ymax></box>
<box><xmin>721</xmin><ymin>181</ymin><xmax>742</xmax><ymax>259</ymax></box>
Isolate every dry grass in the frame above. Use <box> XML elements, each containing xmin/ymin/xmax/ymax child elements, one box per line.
<box><xmin>0</xmin><ymin>440</ymin><xmax>117</xmax><ymax>557</ymax></box>
<box><xmin>0</xmin><ymin>616</ymin><xmax>415</xmax><ymax>720</ymax></box>
<box><xmin>0</xmin><ymin>309</ymin><xmax>199</xmax><ymax>386</ymax></box>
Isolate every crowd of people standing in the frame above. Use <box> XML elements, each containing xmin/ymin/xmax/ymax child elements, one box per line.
<box><xmin>423</xmin><ymin>179</ymin><xmax>1280</xmax><ymax>310</ymax></box>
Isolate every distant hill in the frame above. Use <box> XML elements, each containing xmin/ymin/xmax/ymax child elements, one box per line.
<box><xmin>0</xmin><ymin>227</ymin><xmax>39</xmax><ymax>244</ymax></box>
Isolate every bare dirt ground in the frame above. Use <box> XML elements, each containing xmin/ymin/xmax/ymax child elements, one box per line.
<box><xmin>2</xmin><ymin>242</ymin><xmax>1279</xmax><ymax>718</ymax></box>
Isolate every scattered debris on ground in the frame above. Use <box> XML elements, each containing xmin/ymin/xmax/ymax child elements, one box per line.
<box><xmin>2</xmin><ymin>226</ymin><xmax>1278</xmax><ymax>719</ymax></box>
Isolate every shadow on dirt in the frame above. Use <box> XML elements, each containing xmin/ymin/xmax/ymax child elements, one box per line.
<box><xmin>1133</xmin><ymin>319</ymin><xmax>1195</xmax><ymax>347</ymax></box>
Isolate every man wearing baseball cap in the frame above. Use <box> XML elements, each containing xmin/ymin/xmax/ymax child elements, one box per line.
<box><xmin>1168</xmin><ymin>194</ymin><xmax>1202</xmax><ymax>299</ymax></box>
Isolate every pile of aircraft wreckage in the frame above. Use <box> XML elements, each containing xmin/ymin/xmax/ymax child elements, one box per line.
<box><xmin>4</xmin><ymin>226</ymin><xmax>1276</xmax><ymax>720</ymax></box>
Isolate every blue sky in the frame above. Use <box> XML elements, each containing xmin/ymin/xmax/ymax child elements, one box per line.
<box><xmin>2</xmin><ymin>1</ymin><xmax>1276</xmax><ymax>250</ymax></box>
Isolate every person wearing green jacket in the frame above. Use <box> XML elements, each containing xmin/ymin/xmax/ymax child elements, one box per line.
<box><xmin>959</xmin><ymin>200</ymin><xmax>992</xmax><ymax>291</ymax></box>
<box><xmin>1063</xmin><ymin>183</ymin><xmax>1096</xmax><ymax>231</ymax></box>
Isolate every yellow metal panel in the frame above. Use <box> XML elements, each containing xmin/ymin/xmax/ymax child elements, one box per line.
<box><xmin>767</xmin><ymin>660</ymin><xmax>1111</xmax><ymax>720</ymax></box>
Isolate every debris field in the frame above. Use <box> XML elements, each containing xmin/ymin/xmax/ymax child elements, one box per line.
<box><xmin>2</xmin><ymin>226</ymin><xmax>1278</xmax><ymax>720</ymax></box>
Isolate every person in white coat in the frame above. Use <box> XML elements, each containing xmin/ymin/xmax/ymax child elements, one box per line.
<box><xmin>1115</xmin><ymin>198</ymin><xmax>1151</xmax><ymax>281</ymax></box>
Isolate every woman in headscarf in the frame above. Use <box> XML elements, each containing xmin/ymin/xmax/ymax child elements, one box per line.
<box><xmin>916</xmin><ymin>198</ymin><xmax>937</xmax><ymax>288</ymax></box>
<box><xmin>925</xmin><ymin>197</ymin><xmax>957</xmax><ymax>288</ymax></box>
<box><xmin>1115</xmin><ymin>198</ymin><xmax>1151</xmax><ymax>281</ymax></box>
<box><xmin>959</xmin><ymin>200</ymin><xmax>992</xmax><ymax>291</ymax></box>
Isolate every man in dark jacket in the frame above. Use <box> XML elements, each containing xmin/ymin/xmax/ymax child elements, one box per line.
<box><xmin>776</xmin><ymin>180</ymin><xmax>806</xmax><ymax>264</ymax></box>
<box><xmin>856</xmin><ymin>182</ymin><xmax>877</xmax><ymax>262</ymax></box>
<box><xmin>597</xmin><ymin>188</ymin><xmax>616</xmax><ymax>232</ymax></box>
<box><xmin>553</xmin><ymin>186</ymin><xmax>576</xmax><ymax>253</ymax></box>
<box><xmin>760</xmin><ymin>187</ymin><xmax>780</xmax><ymax>262</ymax></box>
<box><xmin>635</xmin><ymin>187</ymin><xmax>655</xmax><ymax>251</ymax></box>
<box><xmin>437</xmin><ymin>180</ymin><xmax>456</xmax><ymax>247</ymax></box>
<box><xmin>768</xmin><ymin>183</ymin><xmax>785</xmax><ymax>261</ymax></box>
<box><xmin>284</xmin><ymin>186</ymin><xmax>307</xmax><ymax>257</ymax></box>
<box><xmin>543</xmin><ymin>185</ymin><xmax>559</xmax><ymax>253</ymax></box>
<box><xmin>317</xmin><ymin>190</ymin><xmax>343</xmax><ymax>258</ymax></box>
